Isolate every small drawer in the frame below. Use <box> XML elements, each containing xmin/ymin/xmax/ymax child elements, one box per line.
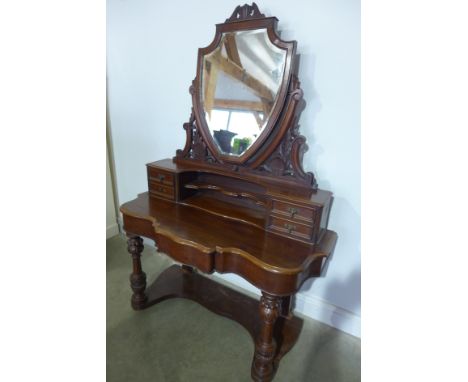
<box><xmin>268</xmin><ymin>216</ymin><xmax>313</xmax><ymax>241</ymax></box>
<box><xmin>149</xmin><ymin>182</ymin><xmax>175</xmax><ymax>200</ymax></box>
<box><xmin>271</xmin><ymin>200</ymin><xmax>315</xmax><ymax>223</ymax></box>
<box><xmin>148</xmin><ymin>167</ymin><xmax>174</xmax><ymax>186</ymax></box>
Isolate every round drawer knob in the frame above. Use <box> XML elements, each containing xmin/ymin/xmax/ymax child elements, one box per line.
<box><xmin>287</xmin><ymin>207</ymin><xmax>298</xmax><ymax>217</ymax></box>
<box><xmin>284</xmin><ymin>223</ymin><xmax>297</xmax><ymax>234</ymax></box>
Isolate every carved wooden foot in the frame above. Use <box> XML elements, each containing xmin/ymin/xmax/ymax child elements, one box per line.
<box><xmin>251</xmin><ymin>292</ymin><xmax>281</xmax><ymax>382</ymax></box>
<box><xmin>127</xmin><ymin>236</ymin><xmax>147</xmax><ymax>310</ymax></box>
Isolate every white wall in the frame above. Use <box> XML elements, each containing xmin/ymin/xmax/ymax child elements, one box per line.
<box><xmin>107</xmin><ymin>0</ymin><xmax>360</xmax><ymax>336</ymax></box>
<box><xmin>106</xmin><ymin>143</ymin><xmax>119</xmax><ymax>239</ymax></box>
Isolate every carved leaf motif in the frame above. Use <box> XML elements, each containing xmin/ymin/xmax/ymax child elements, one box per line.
<box><xmin>176</xmin><ymin>107</ymin><xmax>217</xmax><ymax>163</ymax></box>
<box><xmin>259</xmin><ymin>294</ymin><xmax>281</xmax><ymax>322</ymax></box>
<box><xmin>192</xmin><ymin>130</ymin><xmax>205</xmax><ymax>160</ymax></box>
<box><xmin>176</xmin><ymin>108</ymin><xmax>196</xmax><ymax>159</ymax></box>
<box><xmin>127</xmin><ymin>236</ymin><xmax>144</xmax><ymax>257</ymax></box>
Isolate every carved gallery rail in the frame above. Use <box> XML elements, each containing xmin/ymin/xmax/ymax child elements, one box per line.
<box><xmin>120</xmin><ymin>3</ymin><xmax>337</xmax><ymax>381</ymax></box>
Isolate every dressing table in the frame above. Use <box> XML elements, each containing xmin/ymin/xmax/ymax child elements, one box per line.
<box><xmin>120</xmin><ymin>4</ymin><xmax>337</xmax><ymax>381</ymax></box>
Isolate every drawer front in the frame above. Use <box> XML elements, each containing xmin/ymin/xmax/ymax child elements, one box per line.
<box><xmin>148</xmin><ymin>167</ymin><xmax>175</xmax><ymax>186</ymax></box>
<box><xmin>149</xmin><ymin>182</ymin><xmax>175</xmax><ymax>200</ymax></box>
<box><xmin>271</xmin><ymin>200</ymin><xmax>315</xmax><ymax>223</ymax></box>
<box><xmin>268</xmin><ymin>216</ymin><xmax>313</xmax><ymax>241</ymax></box>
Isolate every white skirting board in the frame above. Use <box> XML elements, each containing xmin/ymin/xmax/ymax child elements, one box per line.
<box><xmin>294</xmin><ymin>292</ymin><xmax>361</xmax><ymax>338</ymax></box>
<box><xmin>208</xmin><ymin>272</ymin><xmax>361</xmax><ymax>338</ymax></box>
<box><xmin>124</xmin><ymin>233</ymin><xmax>361</xmax><ymax>338</ymax></box>
<box><xmin>107</xmin><ymin>223</ymin><xmax>120</xmax><ymax>239</ymax></box>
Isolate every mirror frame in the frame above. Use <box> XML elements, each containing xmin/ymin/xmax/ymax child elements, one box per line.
<box><xmin>190</xmin><ymin>11</ymin><xmax>296</xmax><ymax>165</ymax></box>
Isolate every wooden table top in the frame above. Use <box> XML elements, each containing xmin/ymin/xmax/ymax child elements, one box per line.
<box><xmin>121</xmin><ymin>192</ymin><xmax>337</xmax><ymax>294</ymax></box>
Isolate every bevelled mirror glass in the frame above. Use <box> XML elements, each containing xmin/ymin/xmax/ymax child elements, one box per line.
<box><xmin>201</xmin><ymin>28</ymin><xmax>287</xmax><ymax>157</ymax></box>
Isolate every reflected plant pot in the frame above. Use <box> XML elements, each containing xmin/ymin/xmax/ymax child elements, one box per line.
<box><xmin>232</xmin><ymin>137</ymin><xmax>253</xmax><ymax>155</ymax></box>
<box><xmin>238</xmin><ymin>141</ymin><xmax>248</xmax><ymax>154</ymax></box>
<box><xmin>213</xmin><ymin>130</ymin><xmax>237</xmax><ymax>153</ymax></box>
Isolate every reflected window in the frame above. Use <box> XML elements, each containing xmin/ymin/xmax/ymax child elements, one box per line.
<box><xmin>201</xmin><ymin>28</ymin><xmax>286</xmax><ymax>156</ymax></box>
<box><xmin>209</xmin><ymin>109</ymin><xmax>263</xmax><ymax>155</ymax></box>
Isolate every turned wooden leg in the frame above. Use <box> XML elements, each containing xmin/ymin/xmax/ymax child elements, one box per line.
<box><xmin>127</xmin><ymin>236</ymin><xmax>147</xmax><ymax>310</ymax></box>
<box><xmin>251</xmin><ymin>292</ymin><xmax>281</xmax><ymax>382</ymax></box>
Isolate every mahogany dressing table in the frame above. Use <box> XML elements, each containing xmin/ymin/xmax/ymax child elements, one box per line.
<box><xmin>120</xmin><ymin>4</ymin><xmax>337</xmax><ymax>381</ymax></box>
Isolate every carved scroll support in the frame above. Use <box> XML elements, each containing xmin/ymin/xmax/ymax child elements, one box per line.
<box><xmin>175</xmin><ymin>83</ymin><xmax>219</xmax><ymax>164</ymax></box>
<box><xmin>127</xmin><ymin>235</ymin><xmax>148</xmax><ymax>310</ymax></box>
<box><xmin>253</xmin><ymin>75</ymin><xmax>317</xmax><ymax>190</ymax></box>
<box><xmin>251</xmin><ymin>292</ymin><xmax>282</xmax><ymax>382</ymax></box>
<box><xmin>175</xmin><ymin>104</ymin><xmax>196</xmax><ymax>159</ymax></box>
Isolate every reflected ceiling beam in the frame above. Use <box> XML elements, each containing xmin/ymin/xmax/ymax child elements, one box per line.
<box><xmin>213</xmin><ymin>98</ymin><xmax>264</xmax><ymax>112</ymax></box>
<box><xmin>253</xmin><ymin>111</ymin><xmax>264</xmax><ymax>129</ymax></box>
<box><xmin>260</xmin><ymin>98</ymin><xmax>273</xmax><ymax>116</ymax></box>
<box><xmin>203</xmin><ymin>61</ymin><xmax>219</xmax><ymax>117</ymax></box>
<box><xmin>236</xmin><ymin>37</ymin><xmax>276</xmax><ymax>80</ymax></box>
<box><xmin>224</xmin><ymin>34</ymin><xmax>242</xmax><ymax>67</ymax></box>
<box><xmin>208</xmin><ymin>53</ymin><xmax>274</xmax><ymax>103</ymax></box>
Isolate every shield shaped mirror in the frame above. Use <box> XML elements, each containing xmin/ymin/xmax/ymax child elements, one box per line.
<box><xmin>201</xmin><ymin>28</ymin><xmax>287</xmax><ymax>157</ymax></box>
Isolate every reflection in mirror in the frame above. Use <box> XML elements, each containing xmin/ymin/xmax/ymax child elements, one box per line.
<box><xmin>201</xmin><ymin>28</ymin><xmax>286</xmax><ymax>156</ymax></box>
